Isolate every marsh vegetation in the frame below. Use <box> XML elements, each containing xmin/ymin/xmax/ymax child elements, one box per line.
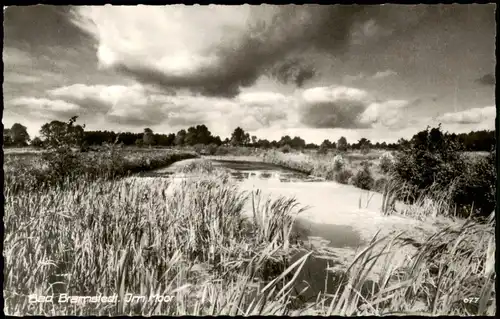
<box><xmin>3</xmin><ymin>123</ymin><xmax>496</xmax><ymax>316</ymax></box>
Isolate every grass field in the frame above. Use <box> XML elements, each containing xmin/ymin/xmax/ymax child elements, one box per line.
<box><xmin>3</xmin><ymin>148</ymin><xmax>496</xmax><ymax>315</ymax></box>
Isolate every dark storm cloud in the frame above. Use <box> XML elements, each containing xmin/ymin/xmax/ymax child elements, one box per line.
<box><xmin>476</xmin><ymin>73</ymin><xmax>495</xmax><ymax>86</ymax></box>
<box><xmin>111</xmin><ymin>4</ymin><xmax>494</xmax><ymax>98</ymax></box>
<box><xmin>96</xmin><ymin>5</ymin><xmax>380</xmax><ymax>97</ymax></box>
<box><xmin>4</xmin><ymin>6</ymin><xmax>92</xmax><ymax>50</ymax></box>
<box><xmin>268</xmin><ymin>58</ymin><xmax>317</xmax><ymax>88</ymax></box>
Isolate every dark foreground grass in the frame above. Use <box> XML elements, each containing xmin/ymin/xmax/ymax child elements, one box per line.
<box><xmin>3</xmin><ymin>163</ymin><xmax>495</xmax><ymax>315</ymax></box>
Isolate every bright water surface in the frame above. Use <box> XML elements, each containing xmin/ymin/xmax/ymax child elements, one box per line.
<box><xmin>140</xmin><ymin>158</ymin><xmax>381</xmax><ymax>305</ymax></box>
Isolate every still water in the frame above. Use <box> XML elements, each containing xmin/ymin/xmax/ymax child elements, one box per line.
<box><xmin>142</xmin><ymin>158</ymin><xmax>380</xmax><ymax>305</ymax></box>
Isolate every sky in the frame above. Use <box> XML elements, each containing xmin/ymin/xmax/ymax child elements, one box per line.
<box><xmin>3</xmin><ymin>4</ymin><xmax>496</xmax><ymax>144</ymax></box>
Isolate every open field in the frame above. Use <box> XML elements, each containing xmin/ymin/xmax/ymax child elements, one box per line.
<box><xmin>3</xmin><ymin>150</ymin><xmax>496</xmax><ymax>316</ymax></box>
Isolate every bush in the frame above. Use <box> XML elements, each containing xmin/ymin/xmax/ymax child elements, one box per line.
<box><xmin>317</xmin><ymin>146</ymin><xmax>328</xmax><ymax>155</ymax></box>
<box><xmin>193</xmin><ymin>144</ymin><xmax>204</xmax><ymax>154</ymax></box>
<box><xmin>373</xmin><ymin>177</ymin><xmax>388</xmax><ymax>192</ymax></box>
<box><xmin>451</xmin><ymin>152</ymin><xmax>496</xmax><ymax>218</ymax></box>
<box><xmin>333</xmin><ymin>154</ymin><xmax>345</xmax><ymax>172</ymax></box>
<box><xmin>280</xmin><ymin>145</ymin><xmax>292</xmax><ymax>153</ymax></box>
<box><xmin>207</xmin><ymin>143</ymin><xmax>218</xmax><ymax>155</ymax></box>
<box><xmin>352</xmin><ymin>165</ymin><xmax>375</xmax><ymax>190</ymax></box>
<box><xmin>379</xmin><ymin>152</ymin><xmax>395</xmax><ymax>174</ymax></box>
<box><xmin>360</xmin><ymin>144</ymin><xmax>370</xmax><ymax>155</ymax></box>
<box><xmin>392</xmin><ymin>125</ymin><xmax>495</xmax><ymax>218</ymax></box>
<box><xmin>335</xmin><ymin>169</ymin><xmax>353</xmax><ymax>184</ymax></box>
<box><xmin>215</xmin><ymin>146</ymin><xmax>230</xmax><ymax>156</ymax></box>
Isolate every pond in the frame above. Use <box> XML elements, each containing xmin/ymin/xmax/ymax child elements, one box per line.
<box><xmin>140</xmin><ymin>158</ymin><xmax>387</xmax><ymax>306</ymax></box>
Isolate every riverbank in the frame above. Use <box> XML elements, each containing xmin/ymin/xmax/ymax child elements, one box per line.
<box><xmin>4</xmin><ymin>148</ymin><xmax>199</xmax><ymax>193</ymax></box>
<box><xmin>4</xmin><ymin>157</ymin><xmax>495</xmax><ymax>315</ymax></box>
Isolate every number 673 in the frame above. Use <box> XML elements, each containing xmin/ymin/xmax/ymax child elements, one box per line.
<box><xmin>463</xmin><ymin>297</ymin><xmax>479</xmax><ymax>304</ymax></box>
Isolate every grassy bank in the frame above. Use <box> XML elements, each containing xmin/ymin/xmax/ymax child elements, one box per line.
<box><xmin>261</xmin><ymin>150</ymin><xmax>386</xmax><ymax>185</ymax></box>
<box><xmin>3</xmin><ymin>160</ymin><xmax>495</xmax><ymax>315</ymax></box>
<box><xmin>4</xmin><ymin>148</ymin><xmax>198</xmax><ymax>193</ymax></box>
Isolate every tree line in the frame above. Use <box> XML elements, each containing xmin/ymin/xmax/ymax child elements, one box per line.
<box><xmin>2</xmin><ymin>118</ymin><xmax>496</xmax><ymax>153</ymax></box>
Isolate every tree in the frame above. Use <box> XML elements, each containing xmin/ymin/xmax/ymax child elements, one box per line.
<box><xmin>175</xmin><ymin>129</ymin><xmax>186</xmax><ymax>146</ymax></box>
<box><xmin>337</xmin><ymin>136</ymin><xmax>348</xmax><ymax>152</ymax></box>
<box><xmin>251</xmin><ymin>135</ymin><xmax>257</xmax><ymax>145</ymax></box>
<box><xmin>10</xmin><ymin>123</ymin><xmax>30</xmax><ymax>146</ymax></box>
<box><xmin>278</xmin><ymin>135</ymin><xmax>292</xmax><ymax>147</ymax></box>
<box><xmin>358</xmin><ymin>138</ymin><xmax>371</xmax><ymax>154</ymax></box>
<box><xmin>244</xmin><ymin>133</ymin><xmax>250</xmax><ymax>146</ymax></box>
<box><xmin>397</xmin><ymin>138</ymin><xmax>411</xmax><ymax>150</ymax></box>
<box><xmin>31</xmin><ymin>136</ymin><xmax>44</xmax><ymax>148</ymax></box>
<box><xmin>257</xmin><ymin>139</ymin><xmax>271</xmax><ymax>149</ymax></box>
<box><xmin>40</xmin><ymin>116</ymin><xmax>85</xmax><ymax>149</ymax></box>
<box><xmin>320</xmin><ymin>139</ymin><xmax>333</xmax><ymax>149</ymax></box>
<box><xmin>290</xmin><ymin>136</ymin><xmax>306</xmax><ymax>149</ymax></box>
<box><xmin>3</xmin><ymin>128</ymin><xmax>13</xmax><ymax>146</ymax></box>
<box><xmin>184</xmin><ymin>124</ymin><xmax>214</xmax><ymax>146</ymax></box>
<box><xmin>135</xmin><ymin>139</ymin><xmax>144</xmax><ymax>147</ymax></box>
<box><xmin>230</xmin><ymin>127</ymin><xmax>250</xmax><ymax>146</ymax></box>
<box><xmin>143</xmin><ymin>128</ymin><xmax>155</xmax><ymax>147</ymax></box>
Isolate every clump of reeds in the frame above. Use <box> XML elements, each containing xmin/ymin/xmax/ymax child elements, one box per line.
<box><xmin>4</xmin><ymin>169</ymin><xmax>309</xmax><ymax>316</ymax></box>
<box><xmin>305</xmin><ymin>215</ymin><xmax>495</xmax><ymax>316</ymax></box>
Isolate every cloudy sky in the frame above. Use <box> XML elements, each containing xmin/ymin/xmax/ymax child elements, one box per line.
<box><xmin>3</xmin><ymin>4</ymin><xmax>496</xmax><ymax>143</ymax></box>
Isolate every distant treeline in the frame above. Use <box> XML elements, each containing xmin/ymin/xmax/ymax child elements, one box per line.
<box><xmin>3</xmin><ymin>118</ymin><xmax>496</xmax><ymax>153</ymax></box>
<box><xmin>81</xmin><ymin>126</ymin><xmax>496</xmax><ymax>152</ymax></box>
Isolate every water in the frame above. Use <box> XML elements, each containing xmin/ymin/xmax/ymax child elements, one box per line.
<box><xmin>139</xmin><ymin>159</ymin><xmax>324</xmax><ymax>182</ymax></box>
<box><xmin>140</xmin><ymin>158</ymin><xmax>385</xmax><ymax>306</ymax></box>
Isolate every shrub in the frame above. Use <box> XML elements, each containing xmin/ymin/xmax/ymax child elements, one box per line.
<box><xmin>352</xmin><ymin>165</ymin><xmax>375</xmax><ymax>190</ymax></box>
<box><xmin>333</xmin><ymin>154</ymin><xmax>345</xmax><ymax>172</ymax></box>
<box><xmin>379</xmin><ymin>152</ymin><xmax>395</xmax><ymax>174</ymax></box>
<box><xmin>280</xmin><ymin>145</ymin><xmax>292</xmax><ymax>153</ymax></box>
<box><xmin>30</xmin><ymin>137</ymin><xmax>44</xmax><ymax>148</ymax></box>
<box><xmin>215</xmin><ymin>146</ymin><xmax>230</xmax><ymax>156</ymax></box>
<box><xmin>360</xmin><ymin>144</ymin><xmax>370</xmax><ymax>155</ymax></box>
<box><xmin>373</xmin><ymin>177</ymin><xmax>388</xmax><ymax>192</ymax></box>
<box><xmin>193</xmin><ymin>144</ymin><xmax>204</xmax><ymax>154</ymax></box>
<box><xmin>451</xmin><ymin>152</ymin><xmax>496</xmax><ymax>218</ymax></box>
<box><xmin>392</xmin><ymin>125</ymin><xmax>495</xmax><ymax>218</ymax></box>
<box><xmin>207</xmin><ymin>143</ymin><xmax>218</xmax><ymax>155</ymax></box>
<box><xmin>335</xmin><ymin>168</ymin><xmax>353</xmax><ymax>184</ymax></box>
<box><xmin>317</xmin><ymin>146</ymin><xmax>328</xmax><ymax>155</ymax></box>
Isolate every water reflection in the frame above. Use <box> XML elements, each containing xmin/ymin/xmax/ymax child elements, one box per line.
<box><xmin>229</xmin><ymin>169</ymin><xmax>320</xmax><ymax>183</ymax></box>
<box><xmin>139</xmin><ymin>159</ymin><xmax>325</xmax><ymax>183</ymax></box>
<box><xmin>292</xmin><ymin>218</ymin><xmax>364</xmax><ymax>249</ymax></box>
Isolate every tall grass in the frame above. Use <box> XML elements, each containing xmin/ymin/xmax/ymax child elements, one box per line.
<box><xmin>308</xmin><ymin>216</ymin><xmax>495</xmax><ymax>316</ymax></box>
<box><xmin>4</xmin><ymin>170</ymin><xmax>309</xmax><ymax>315</ymax></box>
<box><xmin>4</xmin><ymin>153</ymin><xmax>495</xmax><ymax>315</ymax></box>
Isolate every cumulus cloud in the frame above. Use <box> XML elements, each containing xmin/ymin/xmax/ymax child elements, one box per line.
<box><xmin>343</xmin><ymin>69</ymin><xmax>397</xmax><ymax>83</ymax></box>
<box><xmin>358</xmin><ymin>100</ymin><xmax>409</xmax><ymax>128</ymax></box>
<box><xmin>436</xmin><ymin>106</ymin><xmax>495</xmax><ymax>125</ymax></box>
<box><xmin>9</xmin><ymin>97</ymin><xmax>81</xmax><ymax>120</ymax></box>
<box><xmin>300</xmin><ymin>86</ymin><xmax>371</xmax><ymax>128</ymax></box>
<box><xmin>48</xmin><ymin>83</ymin><xmax>175</xmax><ymax>126</ymax></box>
<box><xmin>69</xmin><ymin>5</ymin><xmax>432</xmax><ymax>97</ymax></box>
<box><xmin>299</xmin><ymin>85</ymin><xmax>411</xmax><ymax>129</ymax></box>
<box><xmin>27</xmin><ymin>82</ymin><xmax>293</xmax><ymax>133</ymax></box>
